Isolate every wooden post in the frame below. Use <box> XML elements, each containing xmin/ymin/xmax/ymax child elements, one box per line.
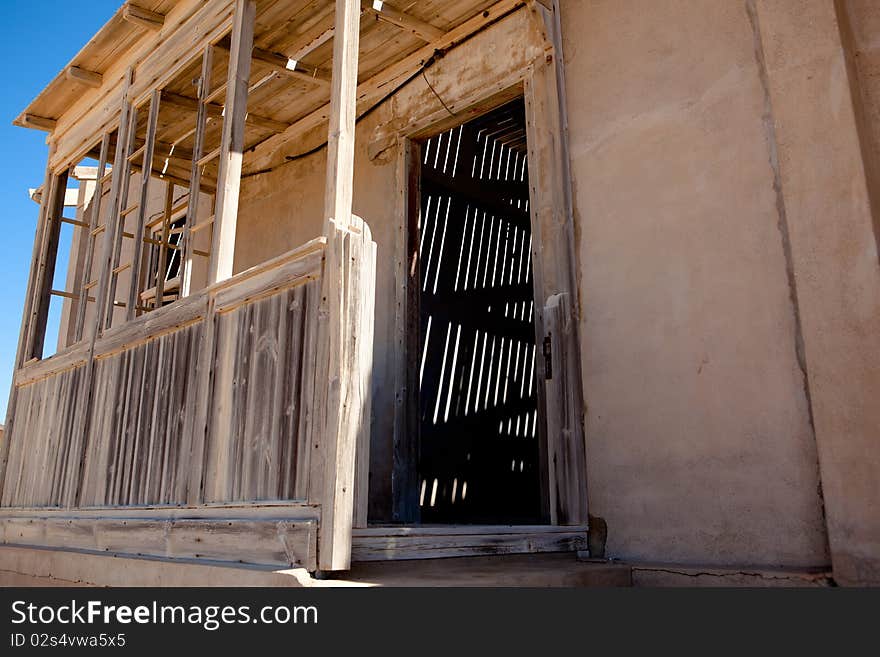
<box><xmin>523</xmin><ymin>2</ymin><xmax>588</xmax><ymax>525</ymax></box>
<box><xmin>73</xmin><ymin>133</ymin><xmax>111</xmax><ymax>342</ymax></box>
<box><xmin>208</xmin><ymin>0</ymin><xmax>255</xmax><ymax>284</ymax></box>
<box><xmin>0</xmin><ymin>148</ymin><xmax>58</xmax><ymax>496</ymax></box>
<box><xmin>322</xmin><ymin>0</ymin><xmax>361</xmax><ymax>233</ymax></box>
<box><xmin>127</xmin><ymin>90</ymin><xmax>162</xmax><ymax>320</ymax></box>
<box><xmin>180</xmin><ymin>46</ymin><xmax>213</xmax><ymax>297</ymax></box>
<box><xmin>25</xmin><ymin>168</ymin><xmax>69</xmax><ymax>361</ymax></box>
<box><xmin>312</xmin><ymin>0</ymin><xmax>366</xmax><ymax>571</ymax></box>
<box><xmin>95</xmin><ymin>69</ymin><xmax>135</xmax><ymax>335</ymax></box>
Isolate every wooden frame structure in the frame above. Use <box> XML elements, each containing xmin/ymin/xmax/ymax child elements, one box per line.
<box><xmin>2</xmin><ymin>0</ymin><xmax>586</xmax><ymax>572</ymax></box>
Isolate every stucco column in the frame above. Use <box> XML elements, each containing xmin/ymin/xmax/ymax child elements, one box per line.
<box><xmin>754</xmin><ymin>0</ymin><xmax>880</xmax><ymax>585</ymax></box>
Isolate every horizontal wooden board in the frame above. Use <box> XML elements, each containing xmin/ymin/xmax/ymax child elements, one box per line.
<box><xmin>351</xmin><ymin>525</ymin><xmax>587</xmax><ymax>561</ymax></box>
<box><xmin>0</xmin><ymin>514</ymin><xmax>317</xmax><ymax>570</ymax></box>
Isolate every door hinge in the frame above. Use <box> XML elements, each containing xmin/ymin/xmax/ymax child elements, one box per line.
<box><xmin>543</xmin><ymin>333</ymin><xmax>553</xmax><ymax>380</ymax></box>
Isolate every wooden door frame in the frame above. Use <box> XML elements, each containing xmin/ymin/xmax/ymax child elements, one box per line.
<box><xmin>388</xmin><ymin>2</ymin><xmax>588</xmax><ymax>527</ymax></box>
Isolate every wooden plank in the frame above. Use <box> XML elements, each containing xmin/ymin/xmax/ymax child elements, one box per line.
<box><xmin>315</xmin><ymin>216</ymin><xmax>377</xmax><ymax>571</ymax></box>
<box><xmin>20</xmin><ymin>114</ymin><xmax>57</xmax><ymax>132</ymax></box>
<box><xmin>362</xmin><ymin>0</ymin><xmax>445</xmax><ymax>42</ymax></box>
<box><xmin>0</xmin><ymin>515</ymin><xmax>317</xmax><ymax>571</ymax></box>
<box><xmin>323</xmin><ymin>0</ymin><xmax>361</xmax><ymax>234</ymax></box>
<box><xmin>523</xmin><ymin>1</ymin><xmax>587</xmax><ymax>524</ymax></box>
<box><xmin>212</xmin><ymin>250</ymin><xmax>322</xmax><ymax>312</ymax></box>
<box><xmin>126</xmin><ymin>89</ymin><xmax>162</xmax><ymax>321</ymax></box>
<box><xmin>353</xmin><ymin>224</ymin><xmax>377</xmax><ymax>528</ymax></box>
<box><xmin>350</xmin><ymin>525</ymin><xmax>587</xmax><ymax>561</ymax></box>
<box><xmin>25</xmin><ymin>169</ymin><xmax>70</xmax><ymax>361</ymax></box>
<box><xmin>181</xmin><ymin>48</ymin><xmax>211</xmax><ymax>299</ymax></box>
<box><xmin>92</xmin><ymin>293</ymin><xmax>207</xmax><ymax>359</ymax></box>
<box><xmin>162</xmin><ymin>91</ymin><xmax>290</xmax><ymax>134</ymax></box>
<box><xmin>209</xmin><ymin>0</ymin><xmax>255</xmax><ymax>284</ymax></box>
<box><xmin>65</xmin><ymin>66</ymin><xmax>103</xmax><ymax>88</ymax></box>
<box><xmin>151</xmin><ymin>182</ymin><xmax>174</xmax><ymax>310</ymax></box>
<box><xmin>94</xmin><ymin>69</ymin><xmax>135</xmax><ymax>336</ymax></box>
<box><xmin>13</xmin><ymin>344</ymin><xmax>90</xmax><ymax>387</ymax></box>
<box><xmin>122</xmin><ymin>3</ymin><xmax>165</xmax><ymax>31</ymax></box>
<box><xmin>245</xmin><ymin>0</ymin><xmax>527</xmax><ymax>175</ymax></box>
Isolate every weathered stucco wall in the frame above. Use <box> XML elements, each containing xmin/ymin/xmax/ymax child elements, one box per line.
<box><xmin>754</xmin><ymin>0</ymin><xmax>880</xmax><ymax>585</ymax></box>
<box><xmin>226</xmin><ymin>1</ymin><xmax>880</xmax><ymax>581</ymax></box>
<box><xmin>560</xmin><ymin>0</ymin><xmax>830</xmax><ymax>569</ymax></box>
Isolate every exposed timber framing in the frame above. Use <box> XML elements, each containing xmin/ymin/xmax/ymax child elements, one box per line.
<box><xmin>209</xmin><ymin>0</ymin><xmax>255</xmax><ymax>285</ymax></box>
<box><xmin>24</xmin><ymin>169</ymin><xmax>69</xmax><ymax>361</ymax></box>
<box><xmin>73</xmin><ymin>133</ymin><xmax>111</xmax><ymax>342</ymax></box>
<box><xmin>122</xmin><ymin>3</ymin><xmax>166</xmax><ymax>31</ymax></box>
<box><xmin>20</xmin><ymin>114</ymin><xmax>57</xmax><ymax>132</ymax></box>
<box><xmin>361</xmin><ymin>0</ymin><xmax>444</xmax><ymax>42</ymax></box>
<box><xmin>313</xmin><ymin>0</ymin><xmax>368</xmax><ymax>573</ymax></box>
<box><xmin>65</xmin><ymin>66</ymin><xmax>103</xmax><ymax>89</ymax></box>
<box><xmin>244</xmin><ymin>0</ymin><xmax>528</xmax><ymax>175</ymax></box>
<box><xmin>126</xmin><ymin>90</ymin><xmax>162</xmax><ymax>321</ymax></box>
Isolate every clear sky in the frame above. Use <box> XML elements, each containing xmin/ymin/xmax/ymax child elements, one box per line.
<box><xmin>0</xmin><ymin>2</ymin><xmax>120</xmax><ymax>418</ymax></box>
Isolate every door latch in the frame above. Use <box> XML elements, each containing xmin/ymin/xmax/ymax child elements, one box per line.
<box><xmin>543</xmin><ymin>333</ymin><xmax>553</xmax><ymax>380</ymax></box>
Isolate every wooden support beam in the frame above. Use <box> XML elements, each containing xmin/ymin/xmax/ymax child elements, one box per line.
<box><xmin>73</xmin><ymin>133</ymin><xmax>110</xmax><ymax>342</ymax></box>
<box><xmin>122</xmin><ymin>3</ymin><xmax>165</xmax><ymax>31</ymax></box>
<box><xmin>245</xmin><ymin>0</ymin><xmax>527</xmax><ymax>175</ymax></box>
<box><xmin>25</xmin><ymin>169</ymin><xmax>69</xmax><ymax>360</ymax></box>
<box><xmin>97</xmin><ymin>70</ymin><xmax>136</xmax><ymax>334</ymax></box>
<box><xmin>250</xmin><ymin>47</ymin><xmax>331</xmax><ymax>85</ymax></box>
<box><xmin>323</xmin><ymin>0</ymin><xmax>361</xmax><ymax>234</ymax></box>
<box><xmin>127</xmin><ymin>90</ymin><xmax>161</xmax><ymax>321</ymax></box>
<box><xmin>162</xmin><ymin>92</ymin><xmax>290</xmax><ymax>134</ymax></box>
<box><xmin>209</xmin><ymin>0</ymin><xmax>255</xmax><ymax>284</ymax></box>
<box><xmin>318</xmin><ymin>0</ymin><xmax>362</xmax><ymax>573</ymax></box>
<box><xmin>153</xmin><ymin>182</ymin><xmax>174</xmax><ymax>309</ymax></box>
<box><xmin>20</xmin><ymin>114</ymin><xmax>57</xmax><ymax>132</ymax></box>
<box><xmin>65</xmin><ymin>66</ymin><xmax>103</xmax><ymax>88</ymax></box>
<box><xmin>362</xmin><ymin>0</ymin><xmax>444</xmax><ymax>42</ymax></box>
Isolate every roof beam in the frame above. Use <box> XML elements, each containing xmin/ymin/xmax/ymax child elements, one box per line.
<box><xmin>162</xmin><ymin>92</ymin><xmax>290</xmax><ymax>134</ymax></box>
<box><xmin>20</xmin><ymin>114</ymin><xmax>57</xmax><ymax>132</ymax></box>
<box><xmin>362</xmin><ymin>1</ymin><xmax>444</xmax><ymax>42</ymax></box>
<box><xmin>245</xmin><ymin>0</ymin><xmax>526</xmax><ymax>174</ymax></box>
<box><xmin>122</xmin><ymin>3</ymin><xmax>165</xmax><ymax>31</ymax></box>
<box><xmin>65</xmin><ymin>66</ymin><xmax>103</xmax><ymax>88</ymax></box>
<box><xmin>251</xmin><ymin>47</ymin><xmax>331</xmax><ymax>86</ymax></box>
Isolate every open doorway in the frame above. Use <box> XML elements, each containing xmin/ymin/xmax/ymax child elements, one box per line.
<box><xmin>416</xmin><ymin>99</ymin><xmax>544</xmax><ymax>524</ymax></box>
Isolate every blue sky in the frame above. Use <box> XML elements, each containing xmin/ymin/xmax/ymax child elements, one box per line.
<box><xmin>0</xmin><ymin>2</ymin><xmax>120</xmax><ymax>418</ymax></box>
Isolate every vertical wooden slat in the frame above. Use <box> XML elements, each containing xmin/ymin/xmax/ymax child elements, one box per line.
<box><xmin>127</xmin><ymin>89</ymin><xmax>162</xmax><ymax>321</ymax></box>
<box><xmin>154</xmin><ymin>181</ymin><xmax>175</xmax><ymax>311</ymax></box>
<box><xmin>95</xmin><ymin>69</ymin><xmax>135</xmax><ymax>336</ymax></box>
<box><xmin>209</xmin><ymin>0</ymin><xmax>255</xmax><ymax>285</ymax></box>
<box><xmin>26</xmin><ymin>168</ymin><xmax>70</xmax><ymax>361</ymax></box>
<box><xmin>181</xmin><ymin>46</ymin><xmax>213</xmax><ymax>297</ymax></box>
<box><xmin>73</xmin><ymin>133</ymin><xmax>111</xmax><ymax>342</ymax></box>
<box><xmin>313</xmin><ymin>217</ymin><xmax>377</xmax><ymax>571</ymax></box>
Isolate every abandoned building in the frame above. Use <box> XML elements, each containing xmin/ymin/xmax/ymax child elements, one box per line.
<box><xmin>0</xmin><ymin>0</ymin><xmax>878</xmax><ymax>587</ymax></box>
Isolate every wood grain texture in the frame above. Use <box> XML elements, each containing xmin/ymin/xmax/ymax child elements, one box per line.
<box><xmin>0</xmin><ymin>514</ymin><xmax>317</xmax><ymax>570</ymax></box>
<box><xmin>351</xmin><ymin>524</ymin><xmax>587</xmax><ymax>561</ymax></box>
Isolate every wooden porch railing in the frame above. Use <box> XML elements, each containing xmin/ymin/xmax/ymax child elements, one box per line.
<box><xmin>0</xmin><ymin>218</ymin><xmax>376</xmax><ymax>572</ymax></box>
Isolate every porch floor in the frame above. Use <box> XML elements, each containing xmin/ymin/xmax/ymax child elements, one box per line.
<box><xmin>0</xmin><ymin>545</ymin><xmax>630</xmax><ymax>587</ymax></box>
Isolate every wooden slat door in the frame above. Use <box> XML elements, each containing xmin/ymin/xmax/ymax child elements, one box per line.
<box><xmin>418</xmin><ymin>101</ymin><xmax>543</xmax><ymax>524</ymax></box>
